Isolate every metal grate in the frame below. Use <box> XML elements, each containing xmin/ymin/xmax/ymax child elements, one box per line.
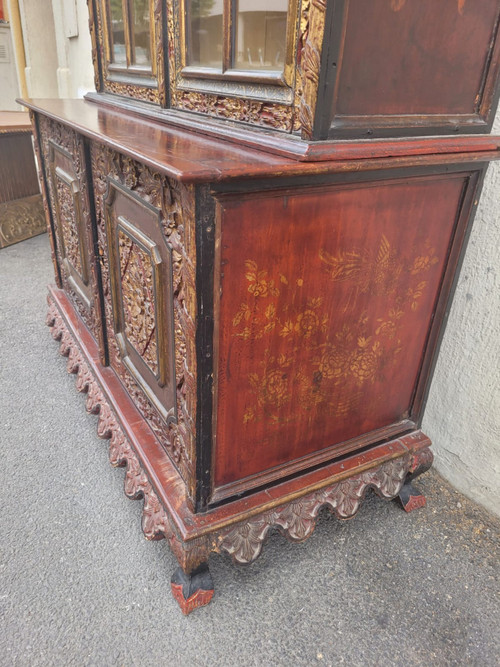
<box><xmin>0</xmin><ymin>41</ymin><xmax>9</xmax><ymax>63</ymax></box>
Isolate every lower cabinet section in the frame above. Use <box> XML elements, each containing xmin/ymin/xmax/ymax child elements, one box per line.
<box><xmin>31</xmin><ymin>105</ymin><xmax>492</xmax><ymax>613</ymax></box>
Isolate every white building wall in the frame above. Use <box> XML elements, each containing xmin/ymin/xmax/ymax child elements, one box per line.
<box><xmin>423</xmin><ymin>108</ymin><xmax>500</xmax><ymax>517</ymax></box>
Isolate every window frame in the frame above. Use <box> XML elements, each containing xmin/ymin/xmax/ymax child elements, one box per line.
<box><xmin>102</xmin><ymin>0</ymin><xmax>157</xmax><ymax>86</ymax></box>
<box><xmin>179</xmin><ymin>0</ymin><xmax>299</xmax><ymax>89</ymax></box>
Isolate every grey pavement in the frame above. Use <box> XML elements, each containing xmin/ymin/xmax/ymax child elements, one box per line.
<box><xmin>1</xmin><ymin>233</ymin><xmax>499</xmax><ymax>667</ymax></box>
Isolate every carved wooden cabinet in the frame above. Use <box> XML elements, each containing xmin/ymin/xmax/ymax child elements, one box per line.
<box><xmin>23</xmin><ymin>0</ymin><xmax>500</xmax><ymax>614</ymax></box>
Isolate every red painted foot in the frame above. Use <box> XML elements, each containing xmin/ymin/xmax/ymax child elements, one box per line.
<box><xmin>171</xmin><ymin>564</ymin><xmax>214</xmax><ymax>615</ymax></box>
<box><xmin>399</xmin><ymin>482</ymin><xmax>427</xmax><ymax>512</ymax></box>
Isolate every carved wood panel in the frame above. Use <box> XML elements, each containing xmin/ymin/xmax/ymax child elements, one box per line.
<box><xmin>214</xmin><ymin>172</ymin><xmax>470</xmax><ymax>491</ymax></box>
<box><xmin>90</xmin><ymin>142</ymin><xmax>197</xmax><ymax>490</ymax></box>
<box><xmin>37</xmin><ymin>116</ymin><xmax>106</xmax><ymax>360</ymax></box>
<box><xmin>105</xmin><ymin>179</ymin><xmax>176</xmax><ymax>423</ymax></box>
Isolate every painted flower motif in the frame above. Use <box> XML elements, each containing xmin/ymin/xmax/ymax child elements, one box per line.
<box><xmin>296</xmin><ymin>310</ymin><xmax>320</xmax><ymax>338</ymax></box>
<box><xmin>349</xmin><ymin>338</ymin><xmax>381</xmax><ymax>384</ymax></box>
<box><xmin>245</xmin><ymin>260</ymin><xmax>279</xmax><ymax>298</ymax></box>
<box><xmin>317</xmin><ymin>344</ymin><xmax>348</xmax><ymax>380</ymax></box>
<box><xmin>411</xmin><ymin>254</ymin><xmax>438</xmax><ymax>274</ymax></box>
<box><xmin>259</xmin><ymin>369</ymin><xmax>290</xmax><ymax>408</ymax></box>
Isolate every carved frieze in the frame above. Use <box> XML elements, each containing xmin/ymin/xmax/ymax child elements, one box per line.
<box><xmin>217</xmin><ymin>457</ymin><xmax>410</xmax><ymax>564</ymax></box>
<box><xmin>90</xmin><ymin>142</ymin><xmax>196</xmax><ymax>487</ymax></box>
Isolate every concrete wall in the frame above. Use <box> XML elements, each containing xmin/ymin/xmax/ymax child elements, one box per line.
<box><xmin>423</xmin><ymin>108</ymin><xmax>500</xmax><ymax>517</ymax></box>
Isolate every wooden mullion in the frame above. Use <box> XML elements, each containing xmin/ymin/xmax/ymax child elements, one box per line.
<box><xmin>222</xmin><ymin>0</ymin><xmax>234</xmax><ymax>72</ymax></box>
<box><xmin>123</xmin><ymin>0</ymin><xmax>134</xmax><ymax>67</ymax></box>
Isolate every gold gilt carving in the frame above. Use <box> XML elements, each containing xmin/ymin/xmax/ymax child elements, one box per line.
<box><xmin>166</xmin><ymin>0</ymin><xmax>297</xmax><ymax>132</ymax></box>
<box><xmin>232</xmin><ymin>237</ymin><xmax>440</xmax><ymax>426</ymax></box>
<box><xmin>0</xmin><ymin>195</ymin><xmax>46</xmax><ymax>248</ymax></box>
<box><xmin>37</xmin><ymin>116</ymin><xmax>106</xmax><ymax>357</ymax></box>
<box><xmin>87</xmin><ymin>0</ymin><xmax>101</xmax><ymax>91</ymax></box>
<box><xmin>298</xmin><ymin>0</ymin><xmax>327</xmax><ymax>139</ymax></box>
<box><xmin>90</xmin><ymin>143</ymin><xmax>196</xmax><ymax>488</ymax></box>
<box><xmin>56</xmin><ymin>176</ymin><xmax>83</xmax><ymax>276</ymax></box>
<box><xmin>90</xmin><ymin>0</ymin><xmax>163</xmax><ymax>104</ymax></box>
<box><xmin>118</xmin><ymin>230</ymin><xmax>159</xmax><ymax>375</ymax></box>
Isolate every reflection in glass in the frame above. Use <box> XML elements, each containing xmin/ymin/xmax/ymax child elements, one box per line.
<box><xmin>187</xmin><ymin>0</ymin><xmax>223</xmax><ymax>68</ymax></box>
<box><xmin>132</xmin><ymin>0</ymin><xmax>152</xmax><ymax>67</ymax></box>
<box><xmin>235</xmin><ymin>0</ymin><xmax>287</xmax><ymax>71</ymax></box>
<box><xmin>109</xmin><ymin>0</ymin><xmax>126</xmax><ymax>64</ymax></box>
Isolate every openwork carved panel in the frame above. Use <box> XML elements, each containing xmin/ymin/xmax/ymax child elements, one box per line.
<box><xmin>105</xmin><ymin>179</ymin><xmax>176</xmax><ymax>423</ymax></box>
<box><xmin>90</xmin><ymin>142</ymin><xmax>197</xmax><ymax>487</ymax></box>
<box><xmin>37</xmin><ymin>116</ymin><xmax>105</xmax><ymax>358</ymax></box>
<box><xmin>118</xmin><ymin>230</ymin><xmax>159</xmax><ymax>374</ymax></box>
<box><xmin>54</xmin><ymin>167</ymin><xmax>85</xmax><ymax>278</ymax></box>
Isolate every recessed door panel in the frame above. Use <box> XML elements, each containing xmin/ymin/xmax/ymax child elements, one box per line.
<box><xmin>105</xmin><ymin>179</ymin><xmax>176</xmax><ymax>423</ymax></box>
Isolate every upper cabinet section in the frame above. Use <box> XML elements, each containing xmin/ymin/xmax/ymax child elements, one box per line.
<box><xmin>89</xmin><ymin>0</ymin><xmax>167</xmax><ymax>104</ymax></box>
<box><xmin>87</xmin><ymin>0</ymin><xmax>500</xmax><ymax>141</ymax></box>
<box><xmin>320</xmin><ymin>0</ymin><xmax>500</xmax><ymax>139</ymax></box>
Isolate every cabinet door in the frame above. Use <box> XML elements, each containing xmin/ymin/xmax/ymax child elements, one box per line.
<box><xmin>90</xmin><ymin>143</ymin><xmax>197</xmax><ymax>492</ymax></box>
<box><xmin>37</xmin><ymin>116</ymin><xmax>106</xmax><ymax>361</ymax></box>
<box><xmin>104</xmin><ymin>179</ymin><xmax>176</xmax><ymax>424</ymax></box>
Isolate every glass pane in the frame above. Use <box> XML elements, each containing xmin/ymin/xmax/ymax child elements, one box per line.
<box><xmin>186</xmin><ymin>0</ymin><xmax>223</xmax><ymax>68</ymax></box>
<box><xmin>109</xmin><ymin>0</ymin><xmax>126</xmax><ymax>64</ymax></box>
<box><xmin>132</xmin><ymin>0</ymin><xmax>152</xmax><ymax>67</ymax></box>
<box><xmin>235</xmin><ymin>0</ymin><xmax>288</xmax><ymax>71</ymax></box>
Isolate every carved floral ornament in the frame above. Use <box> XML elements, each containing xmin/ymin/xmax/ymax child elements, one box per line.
<box><xmin>90</xmin><ymin>144</ymin><xmax>197</xmax><ymax>483</ymax></box>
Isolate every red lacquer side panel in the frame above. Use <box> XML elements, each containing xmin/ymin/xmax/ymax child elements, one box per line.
<box><xmin>214</xmin><ymin>173</ymin><xmax>468</xmax><ymax>489</ymax></box>
<box><xmin>335</xmin><ymin>0</ymin><xmax>500</xmax><ymax>117</ymax></box>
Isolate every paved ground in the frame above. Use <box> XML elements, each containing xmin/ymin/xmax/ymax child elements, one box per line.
<box><xmin>1</xmin><ymin>233</ymin><xmax>499</xmax><ymax>667</ymax></box>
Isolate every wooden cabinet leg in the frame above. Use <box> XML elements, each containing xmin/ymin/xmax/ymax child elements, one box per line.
<box><xmin>171</xmin><ymin>563</ymin><xmax>214</xmax><ymax>615</ymax></box>
<box><xmin>397</xmin><ymin>446</ymin><xmax>434</xmax><ymax>513</ymax></box>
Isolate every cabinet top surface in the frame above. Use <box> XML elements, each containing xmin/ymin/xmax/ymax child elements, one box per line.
<box><xmin>22</xmin><ymin>98</ymin><xmax>500</xmax><ymax>183</ymax></box>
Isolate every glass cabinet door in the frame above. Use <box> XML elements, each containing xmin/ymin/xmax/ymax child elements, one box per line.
<box><xmin>184</xmin><ymin>0</ymin><xmax>293</xmax><ymax>84</ymax></box>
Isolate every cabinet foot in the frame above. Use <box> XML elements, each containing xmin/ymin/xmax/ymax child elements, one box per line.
<box><xmin>397</xmin><ymin>446</ymin><xmax>434</xmax><ymax>512</ymax></box>
<box><xmin>399</xmin><ymin>481</ymin><xmax>427</xmax><ymax>512</ymax></box>
<box><xmin>171</xmin><ymin>564</ymin><xmax>214</xmax><ymax>615</ymax></box>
